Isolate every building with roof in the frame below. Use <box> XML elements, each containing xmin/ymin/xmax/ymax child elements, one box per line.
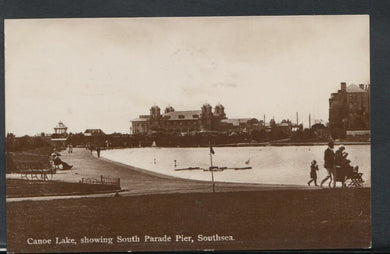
<box><xmin>130</xmin><ymin>104</ymin><xmax>304</xmax><ymax>136</ymax></box>
<box><xmin>131</xmin><ymin>104</ymin><xmax>228</xmax><ymax>135</ymax></box>
<box><xmin>53</xmin><ymin>121</ymin><xmax>67</xmax><ymax>135</ymax></box>
<box><xmin>51</xmin><ymin>121</ymin><xmax>68</xmax><ymax>139</ymax></box>
<box><xmin>220</xmin><ymin>118</ymin><xmax>262</xmax><ymax>133</ymax></box>
<box><xmin>83</xmin><ymin>129</ymin><xmax>106</xmax><ymax>137</ymax></box>
<box><xmin>329</xmin><ymin>82</ymin><xmax>370</xmax><ymax>137</ymax></box>
<box><xmin>51</xmin><ymin>121</ymin><xmax>69</xmax><ymax>147</ymax></box>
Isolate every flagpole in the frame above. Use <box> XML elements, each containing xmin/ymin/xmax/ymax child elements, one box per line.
<box><xmin>209</xmin><ymin>141</ymin><xmax>215</xmax><ymax>193</ymax></box>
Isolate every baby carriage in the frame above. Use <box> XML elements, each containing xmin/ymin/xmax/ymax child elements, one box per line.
<box><xmin>334</xmin><ymin>164</ymin><xmax>364</xmax><ymax>188</ymax></box>
<box><xmin>344</xmin><ymin>165</ymin><xmax>365</xmax><ymax>187</ymax></box>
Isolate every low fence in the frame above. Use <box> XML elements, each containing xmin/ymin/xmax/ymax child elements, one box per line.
<box><xmin>346</xmin><ymin>130</ymin><xmax>370</xmax><ymax>136</ymax></box>
<box><xmin>81</xmin><ymin>175</ymin><xmax>120</xmax><ymax>188</ymax></box>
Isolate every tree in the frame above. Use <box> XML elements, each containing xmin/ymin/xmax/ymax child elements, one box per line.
<box><xmin>6</xmin><ymin>133</ymin><xmax>16</xmax><ymax>151</ymax></box>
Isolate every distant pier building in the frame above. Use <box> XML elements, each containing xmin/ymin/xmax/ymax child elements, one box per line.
<box><xmin>131</xmin><ymin>104</ymin><xmax>227</xmax><ymax>135</ymax></box>
<box><xmin>130</xmin><ymin>103</ymin><xmax>300</xmax><ymax>136</ymax></box>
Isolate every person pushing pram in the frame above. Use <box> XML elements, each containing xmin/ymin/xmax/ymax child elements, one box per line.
<box><xmin>319</xmin><ymin>143</ymin><xmax>364</xmax><ymax>188</ymax></box>
<box><xmin>320</xmin><ymin>141</ymin><xmax>335</xmax><ymax>188</ymax></box>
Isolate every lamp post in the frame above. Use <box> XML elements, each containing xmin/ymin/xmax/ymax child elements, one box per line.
<box><xmin>174</xmin><ymin>143</ymin><xmax>251</xmax><ymax>193</ymax></box>
<box><xmin>209</xmin><ymin>141</ymin><xmax>215</xmax><ymax>193</ymax></box>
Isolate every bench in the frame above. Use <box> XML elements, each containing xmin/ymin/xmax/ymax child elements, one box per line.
<box><xmin>17</xmin><ymin>160</ymin><xmax>56</xmax><ymax>181</ymax></box>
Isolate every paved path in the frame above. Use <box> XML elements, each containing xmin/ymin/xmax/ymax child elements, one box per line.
<box><xmin>7</xmin><ymin>148</ymin><xmax>310</xmax><ymax>202</ymax></box>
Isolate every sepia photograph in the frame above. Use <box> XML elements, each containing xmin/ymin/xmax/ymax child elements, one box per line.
<box><xmin>5</xmin><ymin>15</ymin><xmax>370</xmax><ymax>252</ymax></box>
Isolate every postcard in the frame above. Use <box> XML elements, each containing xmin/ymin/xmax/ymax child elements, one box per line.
<box><xmin>5</xmin><ymin>15</ymin><xmax>370</xmax><ymax>252</ymax></box>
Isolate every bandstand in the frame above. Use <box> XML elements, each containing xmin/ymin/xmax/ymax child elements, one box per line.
<box><xmin>51</xmin><ymin>121</ymin><xmax>69</xmax><ymax>148</ymax></box>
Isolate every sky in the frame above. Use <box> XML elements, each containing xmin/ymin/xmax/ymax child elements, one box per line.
<box><xmin>5</xmin><ymin>15</ymin><xmax>370</xmax><ymax>136</ymax></box>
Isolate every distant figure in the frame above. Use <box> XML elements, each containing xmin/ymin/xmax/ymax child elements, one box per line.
<box><xmin>174</xmin><ymin>160</ymin><xmax>177</xmax><ymax>168</ymax></box>
<box><xmin>154</xmin><ymin>158</ymin><xmax>156</xmax><ymax>164</ymax></box>
<box><xmin>320</xmin><ymin>141</ymin><xmax>335</xmax><ymax>188</ymax></box>
<box><xmin>106</xmin><ymin>140</ymin><xmax>110</xmax><ymax>149</ymax></box>
<box><xmin>245</xmin><ymin>158</ymin><xmax>250</xmax><ymax>165</ymax></box>
<box><xmin>70</xmin><ymin>144</ymin><xmax>73</xmax><ymax>153</ymax></box>
<box><xmin>96</xmin><ymin>147</ymin><xmax>101</xmax><ymax>158</ymax></box>
<box><xmin>67</xmin><ymin>145</ymin><xmax>71</xmax><ymax>153</ymax></box>
<box><xmin>307</xmin><ymin>160</ymin><xmax>319</xmax><ymax>186</ymax></box>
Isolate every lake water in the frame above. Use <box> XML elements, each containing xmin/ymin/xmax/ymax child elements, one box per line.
<box><xmin>101</xmin><ymin>145</ymin><xmax>371</xmax><ymax>187</ymax></box>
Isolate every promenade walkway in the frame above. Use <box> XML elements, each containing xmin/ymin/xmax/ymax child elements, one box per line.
<box><xmin>7</xmin><ymin>148</ymin><xmax>305</xmax><ymax>201</ymax></box>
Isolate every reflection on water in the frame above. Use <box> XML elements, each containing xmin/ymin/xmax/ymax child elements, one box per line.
<box><xmin>101</xmin><ymin>145</ymin><xmax>370</xmax><ymax>186</ymax></box>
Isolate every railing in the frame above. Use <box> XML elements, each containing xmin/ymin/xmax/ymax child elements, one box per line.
<box><xmin>81</xmin><ymin>178</ymin><xmax>100</xmax><ymax>185</ymax></box>
<box><xmin>100</xmin><ymin>175</ymin><xmax>120</xmax><ymax>187</ymax></box>
<box><xmin>81</xmin><ymin>175</ymin><xmax>120</xmax><ymax>188</ymax></box>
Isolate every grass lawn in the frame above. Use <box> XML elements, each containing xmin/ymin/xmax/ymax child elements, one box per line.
<box><xmin>7</xmin><ymin>188</ymin><xmax>371</xmax><ymax>252</ymax></box>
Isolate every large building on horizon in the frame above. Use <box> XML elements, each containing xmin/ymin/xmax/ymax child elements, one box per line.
<box><xmin>131</xmin><ymin>103</ymin><xmax>228</xmax><ymax>135</ymax></box>
<box><xmin>329</xmin><ymin>82</ymin><xmax>370</xmax><ymax>136</ymax></box>
<box><xmin>130</xmin><ymin>104</ymin><xmax>300</xmax><ymax>136</ymax></box>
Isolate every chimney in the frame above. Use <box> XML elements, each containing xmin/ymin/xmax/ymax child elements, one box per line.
<box><xmin>359</xmin><ymin>84</ymin><xmax>365</xmax><ymax>90</ymax></box>
<box><xmin>341</xmin><ymin>82</ymin><xmax>347</xmax><ymax>92</ymax></box>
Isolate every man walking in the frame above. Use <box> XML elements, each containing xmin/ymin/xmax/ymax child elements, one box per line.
<box><xmin>96</xmin><ymin>147</ymin><xmax>101</xmax><ymax>158</ymax></box>
<box><xmin>320</xmin><ymin>141</ymin><xmax>335</xmax><ymax>188</ymax></box>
